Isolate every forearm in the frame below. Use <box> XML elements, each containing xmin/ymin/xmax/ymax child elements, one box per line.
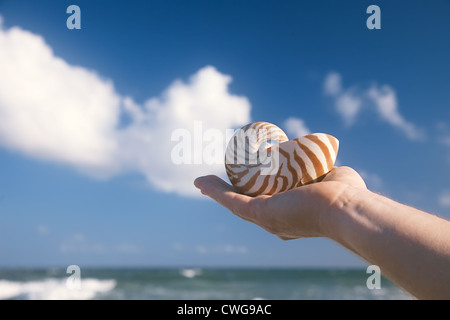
<box><xmin>323</xmin><ymin>186</ymin><xmax>450</xmax><ymax>299</ymax></box>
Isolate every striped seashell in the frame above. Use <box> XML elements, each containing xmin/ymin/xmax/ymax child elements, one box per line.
<box><xmin>225</xmin><ymin>122</ymin><xmax>339</xmax><ymax>196</ymax></box>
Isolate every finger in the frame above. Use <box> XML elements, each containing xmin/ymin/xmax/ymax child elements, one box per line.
<box><xmin>194</xmin><ymin>175</ymin><xmax>234</xmax><ymax>194</ymax></box>
<box><xmin>278</xmin><ymin>235</ymin><xmax>298</xmax><ymax>241</ymax></box>
<box><xmin>194</xmin><ymin>175</ymin><xmax>257</xmax><ymax>222</ymax></box>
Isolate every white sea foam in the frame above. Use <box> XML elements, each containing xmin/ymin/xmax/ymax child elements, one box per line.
<box><xmin>179</xmin><ymin>268</ymin><xmax>203</xmax><ymax>279</ymax></box>
<box><xmin>0</xmin><ymin>278</ymin><xmax>116</xmax><ymax>300</ymax></box>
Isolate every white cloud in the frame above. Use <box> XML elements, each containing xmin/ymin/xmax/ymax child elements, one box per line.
<box><xmin>283</xmin><ymin>117</ymin><xmax>310</xmax><ymax>138</ymax></box>
<box><xmin>0</xmin><ymin>20</ymin><xmax>251</xmax><ymax>197</ymax></box>
<box><xmin>323</xmin><ymin>72</ymin><xmax>362</xmax><ymax>127</ymax></box>
<box><xmin>335</xmin><ymin>92</ymin><xmax>363</xmax><ymax>127</ymax></box>
<box><xmin>367</xmin><ymin>85</ymin><xmax>425</xmax><ymax>141</ymax></box>
<box><xmin>117</xmin><ymin>66</ymin><xmax>251</xmax><ymax>197</ymax></box>
<box><xmin>323</xmin><ymin>71</ymin><xmax>342</xmax><ymax>96</ymax></box>
<box><xmin>439</xmin><ymin>190</ymin><xmax>450</xmax><ymax>208</ymax></box>
<box><xmin>323</xmin><ymin>72</ymin><xmax>425</xmax><ymax>141</ymax></box>
<box><xmin>0</xmin><ymin>24</ymin><xmax>121</xmax><ymax>174</ymax></box>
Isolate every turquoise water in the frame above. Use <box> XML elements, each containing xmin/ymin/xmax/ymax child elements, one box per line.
<box><xmin>0</xmin><ymin>267</ymin><xmax>413</xmax><ymax>300</ymax></box>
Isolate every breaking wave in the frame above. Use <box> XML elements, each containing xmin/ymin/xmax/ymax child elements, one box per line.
<box><xmin>0</xmin><ymin>277</ymin><xmax>116</xmax><ymax>300</ymax></box>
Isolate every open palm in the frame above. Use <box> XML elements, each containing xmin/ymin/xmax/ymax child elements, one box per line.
<box><xmin>194</xmin><ymin>166</ymin><xmax>366</xmax><ymax>240</ymax></box>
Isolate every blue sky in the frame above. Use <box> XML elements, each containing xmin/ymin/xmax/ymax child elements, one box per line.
<box><xmin>0</xmin><ymin>0</ymin><xmax>449</xmax><ymax>268</ymax></box>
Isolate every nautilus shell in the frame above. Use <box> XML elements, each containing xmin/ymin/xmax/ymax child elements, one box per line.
<box><xmin>225</xmin><ymin>122</ymin><xmax>339</xmax><ymax>196</ymax></box>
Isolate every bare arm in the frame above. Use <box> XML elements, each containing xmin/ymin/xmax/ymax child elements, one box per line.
<box><xmin>324</xmin><ymin>182</ymin><xmax>450</xmax><ymax>299</ymax></box>
<box><xmin>194</xmin><ymin>167</ymin><xmax>450</xmax><ymax>299</ymax></box>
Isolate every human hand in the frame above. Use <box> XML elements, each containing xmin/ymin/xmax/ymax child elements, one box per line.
<box><xmin>194</xmin><ymin>166</ymin><xmax>367</xmax><ymax>240</ymax></box>
<box><xmin>196</xmin><ymin>166</ymin><xmax>450</xmax><ymax>299</ymax></box>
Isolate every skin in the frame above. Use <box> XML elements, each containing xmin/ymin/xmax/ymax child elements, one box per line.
<box><xmin>194</xmin><ymin>166</ymin><xmax>450</xmax><ymax>299</ymax></box>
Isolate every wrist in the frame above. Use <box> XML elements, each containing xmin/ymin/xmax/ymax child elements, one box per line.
<box><xmin>319</xmin><ymin>183</ymin><xmax>367</xmax><ymax>242</ymax></box>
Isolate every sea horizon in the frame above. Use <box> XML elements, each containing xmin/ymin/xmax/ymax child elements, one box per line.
<box><xmin>0</xmin><ymin>266</ymin><xmax>414</xmax><ymax>300</ymax></box>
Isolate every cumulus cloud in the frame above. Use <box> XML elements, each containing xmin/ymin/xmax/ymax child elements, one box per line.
<box><xmin>0</xmin><ymin>20</ymin><xmax>251</xmax><ymax>197</ymax></box>
<box><xmin>0</xmin><ymin>24</ymin><xmax>121</xmax><ymax>173</ymax></box>
<box><xmin>323</xmin><ymin>72</ymin><xmax>425</xmax><ymax>141</ymax></box>
<box><xmin>118</xmin><ymin>66</ymin><xmax>250</xmax><ymax>196</ymax></box>
<box><xmin>283</xmin><ymin>117</ymin><xmax>310</xmax><ymax>138</ymax></box>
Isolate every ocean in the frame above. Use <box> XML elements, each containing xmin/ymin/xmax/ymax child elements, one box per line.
<box><xmin>0</xmin><ymin>267</ymin><xmax>413</xmax><ymax>300</ymax></box>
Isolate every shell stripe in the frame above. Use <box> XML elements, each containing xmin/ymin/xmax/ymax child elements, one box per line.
<box><xmin>293</xmin><ymin>148</ymin><xmax>312</xmax><ymax>186</ymax></box>
<box><xmin>305</xmin><ymin>134</ymin><xmax>333</xmax><ymax>172</ymax></box>
<box><xmin>295</xmin><ymin>140</ymin><xmax>324</xmax><ymax>178</ymax></box>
